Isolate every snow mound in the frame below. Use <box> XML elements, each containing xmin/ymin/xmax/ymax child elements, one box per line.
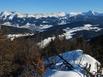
<box><xmin>84</xmin><ymin>24</ymin><xmax>93</xmax><ymax>27</ymax></box>
<box><xmin>77</xmin><ymin>54</ymin><xmax>100</xmax><ymax>74</ymax></box>
<box><xmin>44</xmin><ymin>69</ymin><xmax>84</xmax><ymax>77</ymax></box>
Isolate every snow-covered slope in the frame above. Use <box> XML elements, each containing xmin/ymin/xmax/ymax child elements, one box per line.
<box><xmin>37</xmin><ymin>24</ymin><xmax>102</xmax><ymax>48</ymax></box>
<box><xmin>38</xmin><ymin>36</ymin><xmax>55</xmax><ymax>48</ymax></box>
<box><xmin>44</xmin><ymin>69</ymin><xmax>84</xmax><ymax>77</ymax></box>
<box><xmin>60</xmin><ymin>24</ymin><xmax>102</xmax><ymax>39</ymax></box>
<box><xmin>44</xmin><ymin>50</ymin><xmax>101</xmax><ymax>77</ymax></box>
<box><xmin>76</xmin><ymin>54</ymin><xmax>100</xmax><ymax>74</ymax></box>
<box><xmin>7</xmin><ymin>33</ymin><xmax>34</xmax><ymax>41</ymax></box>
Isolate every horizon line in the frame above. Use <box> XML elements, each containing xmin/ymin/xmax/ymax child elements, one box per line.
<box><xmin>0</xmin><ymin>10</ymin><xmax>103</xmax><ymax>14</ymax></box>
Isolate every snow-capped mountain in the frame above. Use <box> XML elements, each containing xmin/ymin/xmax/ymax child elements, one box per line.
<box><xmin>0</xmin><ymin>11</ymin><xmax>67</xmax><ymax>31</ymax></box>
<box><xmin>0</xmin><ymin>11</ymin><xmax>66</xmax><ymax>19</ymax></box>
<box><xmin>0</xmin><ymin>10</ymin><xmax>103</xmax><ymax>30</ymax></box>
<box><xmin>0</xmin><ymin>11</ymin><xmax>103</xmax><ymax>40</ymax></box>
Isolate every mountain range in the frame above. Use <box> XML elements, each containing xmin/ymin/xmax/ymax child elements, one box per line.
<box><xmin>0</xmin><ymin>11</ymin><xmax>103</xmax><ymax>29</ymax></box>
<box><xmin>0</xmin><ymin>10</ymin><xmax>103</xmax><ymax>40</ymax></box>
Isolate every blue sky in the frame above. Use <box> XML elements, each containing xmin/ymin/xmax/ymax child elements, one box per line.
<box><xmin>0</xmin><ymin>0</ymin><xmax>103</xmax><ymax>13</ymax></box>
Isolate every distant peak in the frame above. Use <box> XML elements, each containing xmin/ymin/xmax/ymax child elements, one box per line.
<box><xmin>83</xmin><ymin>10</ymin><xmax>98</xmax><ymax>15</ymax></box>
<box><xmin>0</xmin><ymin>11</ymin><xmax>12</xmax><ymax>15</ymax></box>
<box><xmin>87</xmin><ymin>10</ymin><xmax>96</xmax><ymax>14</ymax></box>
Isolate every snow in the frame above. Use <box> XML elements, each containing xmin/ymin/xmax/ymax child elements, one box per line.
<box><xmin>19</xmin><ymin>23</ymin><xmax>31</xmax><ymax>28</ymax></box>
<box><xmin>0</xmin><ymin>11</ymin><xmax>66</xmax><ymax>20</ymax></box>
<box><xmin>44</xmin><ymin>69</ymin><xmax>84</xmax><ymax>77</ymax></box>
<box><xmin>60</xmin><ymin>24</ymin><xmax>102</xmax><ymax>39</ymax></box>
<box><xmin>44</xmin><ymin>49</ymin><xmax>101</xmax><ymax>77</ymax></box>
<box><xmin>39</xmin><ymin>25</ymin><xmax>53</xmax><ymax>29</ymax></box>
<box><xmin>33</xmin><ymin>12</ymin><xmax>66</xmax><ymax>19</ymax></box>
<box><xmin>58</xmin><ymin>20</ymin><xmax>67</xmax><ymax>25</ymax></box>
<box><xmin>76</xmin><ymin>54</ymin><xmax>100</xmax><ymax>75</ymax></box>
<box><xmin>1</xmin><ymin>11</ymin><xmax>103</xmax><ymax>33</ymax></box>
<box><xmin>19</xmin><ymin>24</ymin><xmax>52</xmax><ymax>32</ymax></box>
<box><xmin>17</xmin><ymin>12</ymin><xmax>66</xmax><ymax>19</ymax></box>
<box><xmin>16</xmin><ymin>12</ymin><xmax>27</xmax><ymax>18</ymax></box>
<box><xmin>0</xmin><ymin>11</ymin><xmax>12</xmax><ymax>17</ymax></box>
<box><xmin>83</xmin><ymin>11</ymin><xmax>97</xmax><ymax>16</ymax></box>
<box><xmin>8</xmin><ymin>14</ymin><xmax>16</xmax><ymax>20</ymax></box>
<box><xmin>37</xmin><ymin>24</ymin><xmax>102</xmax><ymax>47</ymax></box>
<box><xmin>0</xmin><ymin>11</ymin><xmax>12</xmax><ymax>20</ymax></box>
<box><xmin>38</xmin><ymin>24</ymin><xmax>102</xmax><ymax>47</ymax></box>
<box><xmin>84</xmin><ymin>24</ymin><xmax>93</xmax><ymax>27</ymax></box>
<box><xmin>27</xmin><ymin>14</ymin><xmax>35</xmax><ymax>17</ymax></box>
<box><xmin>2</xmin><ymin>22</ymin><xmax>21</xmax><ymax>28</ymax></box>
<box><xmin>46</xmin><ymin>49</ymin><xmax>83</xmax><ymax>66</ymax></box>
<box><xmin>1</xmin><ymin>11</ymin><xmax>103</xmax><ymax>20</ymax></box>
<box><xmin>69</xmin><ymin>12</ymin><xmax>82</xmax><ymax>17</ymax></box>
<box><xmin>2</xmin><ymin>22</ymin><xmax>12</xmax><ymax>26</ymax></box>
<box><xmin>42</xmin><ymin>21</ymin><xmax>48</xmax><ymax>23</ymax></box>
<box><xmin>38</xmin><ymin>37</ymin><xmax>55</xmax><ymax>48</ymax></box>
<box><xmin>7</xmin><ymin>33</ymin><xmax>34</xmax><ymax>41</ymax></box>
